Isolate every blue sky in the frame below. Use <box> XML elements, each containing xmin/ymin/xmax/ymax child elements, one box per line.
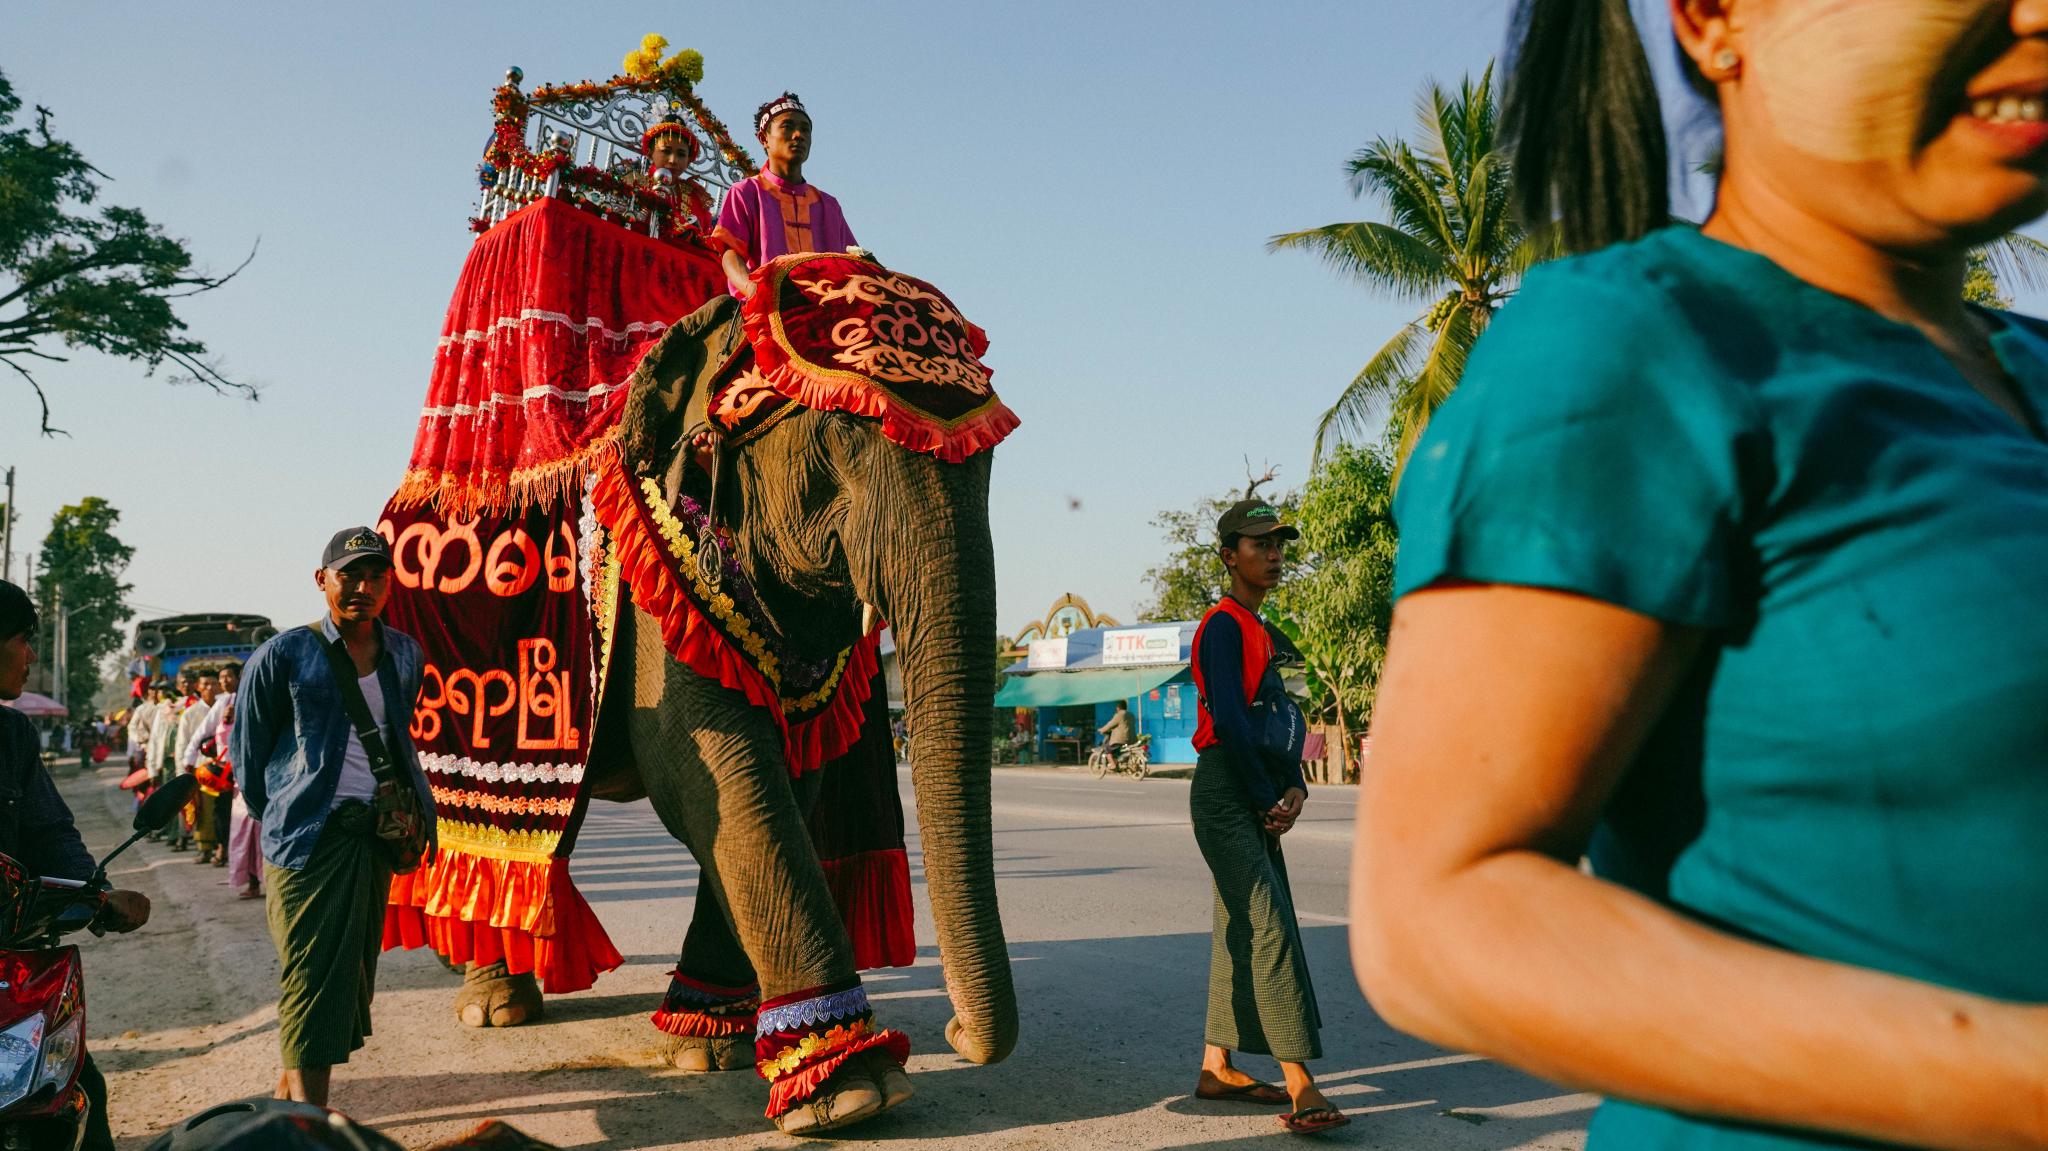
<box><xmin>5</xmin><ymin>1</ymin><xmax>2045</xmax><ymax>649</ymax></box>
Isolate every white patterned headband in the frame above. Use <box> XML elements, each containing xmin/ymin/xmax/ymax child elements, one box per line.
<box><xmin>756</xmin><ymin>94</ymin><xmax>806</xmax><ymax>136</ymax></box>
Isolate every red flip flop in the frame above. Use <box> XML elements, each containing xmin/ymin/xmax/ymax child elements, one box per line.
<box><xmin>1281</xmin><ymin>1107</ymin><xmax>1352</xmax><ymax>1134</ymax></box>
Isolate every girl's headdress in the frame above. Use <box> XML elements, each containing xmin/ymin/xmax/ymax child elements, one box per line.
<box><xmin>641</xmin><ymin>112</ymin><xmax>699</xmax><ymax>162</ymax></box>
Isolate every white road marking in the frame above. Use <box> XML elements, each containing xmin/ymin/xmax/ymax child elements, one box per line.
<box><xmin>1323</xmin><ymin>1053</ymin><xmax>1488</xmax><ymax>1080</ymax></box>
<box><xmin>1344</xmin><ymin>1098</ymin><xmax>1439</xmax><ymax>1115</ymax></box>
<box><xmin>1445</xmin><ymin>1093</ymin><xmax>1601</xmax><ymax>1119</ymax></box>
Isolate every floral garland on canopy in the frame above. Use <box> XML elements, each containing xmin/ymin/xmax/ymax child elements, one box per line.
<box><xmin>469</xmin><ymin>41</ymin><xmax>756</xmax><ymax>239</ymax></box>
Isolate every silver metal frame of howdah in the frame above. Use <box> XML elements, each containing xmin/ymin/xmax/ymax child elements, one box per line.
<box><xmin>475</xmin><ymin>67</ymin><xmax>756</xmax><ymax>238</ymax></box>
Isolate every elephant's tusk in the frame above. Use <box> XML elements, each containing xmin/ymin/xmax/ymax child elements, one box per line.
<box><xmin>860</xmin><ymin>602</ymin><xmax>880</xmax><ymax>636</ymax></box>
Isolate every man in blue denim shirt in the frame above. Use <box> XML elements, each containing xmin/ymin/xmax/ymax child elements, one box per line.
<box><xmin>231</xmin><ymin>527</ymin><xmax>435</xmax><ymax>1108</ymax></box>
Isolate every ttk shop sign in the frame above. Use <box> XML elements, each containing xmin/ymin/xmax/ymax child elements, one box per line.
<box><xmin>1102</xmin><ymin>626</ymin><xmax>1182</xmax><ymax>666</ymax></box>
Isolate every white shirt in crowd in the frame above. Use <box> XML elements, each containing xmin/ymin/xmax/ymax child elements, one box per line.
<box><xmin>127</xmin><ymin>700</ymin><xmax>157</xmax><ymax>755</ymax></box>
<box><xmin>331</xmin><ymin>671</ymin><xmax>384</xmax><ymax>806</ymax></box>
<box><xmin>172</xmin><ymin>698</ymin><xmax>210</xmax><ymax>774</ymax></box>
<box><xmin>180</xmin><ymin>691</ymin><xmax>236</xmax><ymax>768</ymax></box>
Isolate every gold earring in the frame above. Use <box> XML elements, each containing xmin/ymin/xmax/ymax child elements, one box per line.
<box><xmin>1714</xmin><ymin>48</ymin><xmax>1739</xmax><ymax>71</ymax></box>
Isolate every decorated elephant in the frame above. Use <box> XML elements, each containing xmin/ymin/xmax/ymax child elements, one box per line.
<box><xmin>438</xmin><ymin>258</ymin><xmax>1022</xmax><ymax>1135</ymax></box>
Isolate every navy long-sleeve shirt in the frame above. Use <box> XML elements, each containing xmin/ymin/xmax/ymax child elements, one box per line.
<box><xmin>1195</xmin><ymin>606</ymin><xmax>1307</xmax><ymax>811</ymax></box>
<box><xmin>0</xmin><ymin>708</ymin><xmax>95</xmax><ymax>881</ymax></box>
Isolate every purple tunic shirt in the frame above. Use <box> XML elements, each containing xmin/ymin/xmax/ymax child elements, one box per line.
<box><xmin>712</xmin><ymin>170</ymin><xmax>859</xmax><ymax>296</ymax></box>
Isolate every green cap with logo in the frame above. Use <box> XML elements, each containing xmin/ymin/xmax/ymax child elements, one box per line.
<box><xmin>1216</xmin><ymin>498</ymin><xmax>1299</xmax><ymax>543</ymax></box>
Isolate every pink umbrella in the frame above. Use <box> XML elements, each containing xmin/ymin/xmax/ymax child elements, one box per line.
<box><xmin>3</xmin><ymin>693</ymin><xmax>68</xmax><ymax>717</ymax></box>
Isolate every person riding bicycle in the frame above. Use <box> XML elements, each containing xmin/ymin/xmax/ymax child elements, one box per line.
<box><xmin>1096</xmin><ymin>700</ymin><xmax>1136</xmax><ymax>757</ymax></box>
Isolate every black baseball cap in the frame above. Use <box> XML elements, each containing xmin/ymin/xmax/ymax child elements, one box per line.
<box><xmin>321</xmin><ymin>526</ymin><xmax>392</xmax><ymax>571</ymax></box>
<box><xmin>1217</xmin><ymin>499</ymin><xmax>1299</xmax><ymax>543</ymax></box>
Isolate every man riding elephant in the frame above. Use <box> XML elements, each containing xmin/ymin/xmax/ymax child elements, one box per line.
<box><xmin>375</xmin><ymin>49</ymin><xmax>1020</xmax><ymax>1134</ymax></box>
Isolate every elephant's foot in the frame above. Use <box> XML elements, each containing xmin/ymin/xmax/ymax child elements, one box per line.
<box><xmin>772</xmin><ymin>1061</ymin><xmax>886</xmax><ymax>1137</ymax></box>
<box><xmin>847</xmin><ymin>1049</ymin><xmax>914</xmax><ymax>1111</ymax></box>
<box><xmin>660</xmin><ymin>1032</ymin><xmax>755</xmax><ymax>1073</ymax></box>
<box><xmin>456</xmin><ymin>959</ymin><xmax>544</xmax><ymax>1028</ymax></box>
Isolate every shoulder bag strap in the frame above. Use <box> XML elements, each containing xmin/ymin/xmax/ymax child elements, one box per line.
<box><xmin>308</xmin><ymin>621</ymin><xmax>401</xmax><ymax>785</ymax></box>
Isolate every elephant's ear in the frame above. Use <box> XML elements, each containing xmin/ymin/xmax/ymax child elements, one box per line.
<box><xmin>618</xmin><ymin>295</ymin><xmax>742</xmax><ymax>476</ymax></box>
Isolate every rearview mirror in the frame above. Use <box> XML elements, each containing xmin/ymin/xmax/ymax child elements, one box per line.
<box><xmin>135</xmin><ymin>775</ymin><xmax>198</xmax><ymax>833</ymax></box>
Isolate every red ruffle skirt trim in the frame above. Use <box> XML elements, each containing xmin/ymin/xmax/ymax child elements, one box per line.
<box><xmin>822</xmin><ymin>849</ymin><xmax>916</xmax><ymax>970</ymax></box>
<box><xmin>384</xmin><ymin>852</ymin><xmax>623</xmax><ymax>994</ymax></box>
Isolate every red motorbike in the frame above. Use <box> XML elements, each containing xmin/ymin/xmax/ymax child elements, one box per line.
<box><xmin>0</xmin><ymin>775</ymin><xmax>193</xmax><ymax>1150</ymax></box>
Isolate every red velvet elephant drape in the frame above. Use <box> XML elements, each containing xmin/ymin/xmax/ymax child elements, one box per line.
<box><xmin>378</xmin><ymin>196</ymin><xmax>918</xmax><ymax>992</ymax></box>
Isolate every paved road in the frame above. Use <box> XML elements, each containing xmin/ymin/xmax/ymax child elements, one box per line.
<box><xmin>81</xmin><ymin>762</ymin><xmax>1591</xmax><ymax>1149</ymax></box>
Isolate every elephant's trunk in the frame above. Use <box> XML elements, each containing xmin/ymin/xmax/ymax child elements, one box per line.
<box><xmin>881</xmin><ymin>455</ymin><xmax>1016</xmax><ymax>1065</ymax></box>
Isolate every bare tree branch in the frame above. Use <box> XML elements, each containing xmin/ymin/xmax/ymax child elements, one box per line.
<box><xmin>2</xmin><ymin>357</ymin><xmax>66</xmax><ymax>437</ymax></box>
<box><xmin>1243</xmin><ymin>457</ymin><xmax>1280</xmax><ymax>500</ymax></box>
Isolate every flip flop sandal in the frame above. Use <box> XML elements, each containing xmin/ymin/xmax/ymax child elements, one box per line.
<box><xmin>1195</xmin><ymin>1080</ymin><xmax>1290</xmax><ymax>1105</ymax></box>
<box><xmin>1281</xmin><ymin>1107</ymin><xmax>1352</xmax><ymax>1135</ymax></box>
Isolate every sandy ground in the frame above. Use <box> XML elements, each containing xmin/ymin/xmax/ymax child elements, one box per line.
<box><xmin>59</xmin><ymin>758</ymin><xmax>1590</xmax><ymax>1150</ymax></box>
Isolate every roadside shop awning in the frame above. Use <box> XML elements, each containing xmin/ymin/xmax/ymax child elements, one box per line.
<box><xmin>994</xmin><ymin>665</ymin><xmax>1186</xmax><ymax>709</ymax></box>
<box><xmin>2</xmin><ymin>693</ymin><xmax>67</xmax><ymax>717</ymax></box>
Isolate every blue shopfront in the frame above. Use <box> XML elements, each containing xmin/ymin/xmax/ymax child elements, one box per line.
<box><xmin>995</xmin><ymin>620</ymin><xmax>1201</xmax><ymax>765</ymax></box>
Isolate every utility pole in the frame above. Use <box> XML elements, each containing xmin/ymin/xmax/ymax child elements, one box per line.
<box><xmin>52</xmin><ymin>585</ymin><xmax>65</xmax><ymax>710</ymax></box>
<box><xmin>1</xmin><ymin>466</ymin><xmax>13</xmax><ymax>583</ymax></box>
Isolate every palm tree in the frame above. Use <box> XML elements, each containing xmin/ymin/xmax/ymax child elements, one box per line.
<box><xmin>1967</xmin><ymin>234</ymin><xmax>2048</xmax><ymax>308</ymax></box>
<box><xmin>1271</xmin><ymin>65</ymin><xmax>1553</xmax><ymax>466</ymax></box>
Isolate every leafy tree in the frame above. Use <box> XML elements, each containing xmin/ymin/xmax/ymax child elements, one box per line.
<box><xmin>1270</xmin><ymin>440</ymin><xmax>1399</xmax><ymax>778</ymax></box>
<box><xmin>0</xmin><ymin>66</ymin><xmax>251</xmax><ymax>434</ymax></box>
<box><xmin>1964</xmin><ymin>234</ymin><xmax>2048</xmax><ymax>309</ymax></box>
<box><xmin>1270</xmin><ymin>64</ymin><xmax>1552</xmax><ymax>467</ymax></box>
<box><xmin>1137</xmin><ymin>465</ymin><xmax>1297</xmax><ymax>623</ymax></box>
<box><xmin>33</xmin><ymin>497</ymin><xmax>133</xmax><ymax>709</ymax></box>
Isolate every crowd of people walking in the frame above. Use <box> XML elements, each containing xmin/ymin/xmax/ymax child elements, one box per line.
<box><xmin>123</xmin><ymin>658</ymin><xmax>262</xmax><ymax>898</ymax></box>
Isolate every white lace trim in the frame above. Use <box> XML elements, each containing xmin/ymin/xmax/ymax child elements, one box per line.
<box><xmin>436</xmin><ymin>309</ymin><xmax>668</xmax><ymax>351</ymax></box>
<box><xmin>417</xmin><ymin>380</ymin><xmax>623</xmax><ymax>419</ymax></box>
<box><xmin>416</xmin><ymin>309</ymin><xmax>668</xmax><ymax>418</ymax></box>
<box><xmin>419</xmin><ymin>751</ymin><xmax>585</xmax><ymax>786</ymax></box>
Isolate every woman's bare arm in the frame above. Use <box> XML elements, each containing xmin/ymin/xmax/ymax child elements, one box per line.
<box><xmin>1351</xmin><ymin>584</ymin><xmax>2048</xmax><ymax>1151</ymax></box>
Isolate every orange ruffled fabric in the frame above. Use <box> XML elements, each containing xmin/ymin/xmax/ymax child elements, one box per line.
<box><xmin>587</xmin><ymin>449</ymin><xmax>878</xmax><ymax>777</ymax></box>
<box><xmin>384</xmin><ymin>851</ymin><xmax>623</xmax><ymax>994</ymax></box>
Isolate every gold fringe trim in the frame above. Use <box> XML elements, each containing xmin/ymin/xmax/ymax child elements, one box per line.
<box><xmin>437</xmin><ymin>819</ymin><xmax>562</xmax><ymax>864</ymax></box>
<box><xmin>395</xmin><ymin>428</ymin><xmax>621</xmax><ymax>518</ymax></box>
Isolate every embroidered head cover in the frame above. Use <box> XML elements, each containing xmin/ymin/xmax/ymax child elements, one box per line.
<box><xmin>640</xmin><ymin>113</ymin><xmax>699</xmax><ymax>162</ymax></box>
<box><xmin>756</xmin><ymin>92</ymin><xmax>806</xmax><ymax>137</ymax></box>
<box><xmin>735</xmin><ymin>252</ymin><xmax>1020</xmax><ymax>462</ymax></box>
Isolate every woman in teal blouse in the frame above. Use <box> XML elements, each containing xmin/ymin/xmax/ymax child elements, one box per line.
<box><xmin>1349</xmin><ymin>2</ymin><xmax>2048</xmax><ymax>1150</ymax></box>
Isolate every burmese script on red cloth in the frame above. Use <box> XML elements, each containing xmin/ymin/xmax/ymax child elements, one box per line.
<box><xmin>375</xmin><ymin>499</ymin><xmax>622</xmax><ymax>992</ymax></box>
<box><xmin>401</xmin><ymin>197</ymin><xmax>727</xmax><ymax>515</ymax></box>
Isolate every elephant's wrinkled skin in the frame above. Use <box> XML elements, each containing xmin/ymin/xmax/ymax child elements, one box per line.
<box><xmin>464</xmin><ymin>295</ymin><xmax>1016</xmax><ymax>1125</ymax></box>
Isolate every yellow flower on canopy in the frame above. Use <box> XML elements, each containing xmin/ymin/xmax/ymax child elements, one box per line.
<box><xmin>621</xmin><ymin>48</ymin><xmax>653</xmax><ymax>77</ymax></box>
<box><xmin>641</xmin><ymin>33</ymin><xmax>669</xmax><ymax>53</ymax></box>
<box><xmin>663</xmin><ymin>49</ymin><xmax>705</xmax><ymax>84</ymax></box>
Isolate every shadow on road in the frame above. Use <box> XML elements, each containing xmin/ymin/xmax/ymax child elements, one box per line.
<box><xmin>337</xmin><ymin>928</ymin><xmax>1587</xmax><ymax>1150</ymax></box>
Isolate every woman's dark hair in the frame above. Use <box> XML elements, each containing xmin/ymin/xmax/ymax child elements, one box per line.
<box><xmin>0</xmin><ymin>580</ymin><xmax>35</xmax><ymax>644</ymax></box>
<box><xmin>1503</xmin><ymin>0</ymin><xmax>1670</xmax><ymax>253</ymax></box>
